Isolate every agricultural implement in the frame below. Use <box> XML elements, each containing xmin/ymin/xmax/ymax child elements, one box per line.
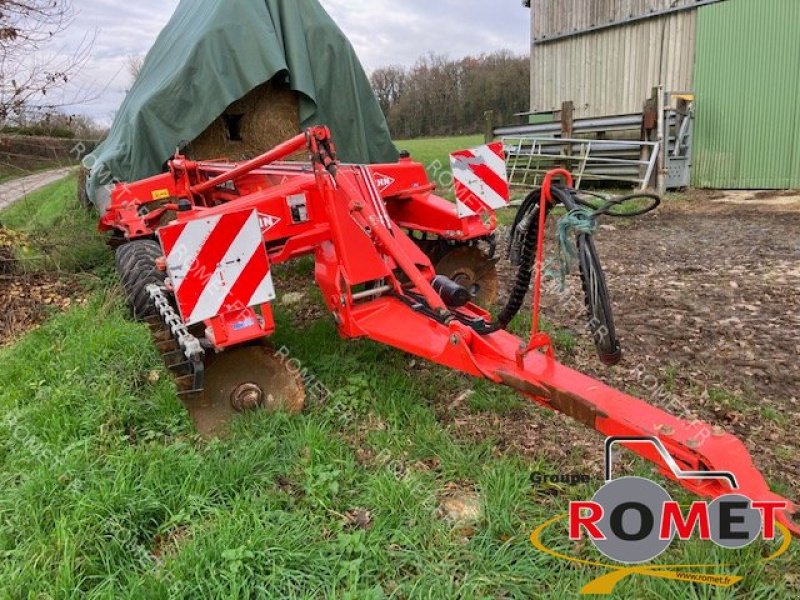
<box><xmin>99</xmin><ymin>127</ymin><xmax>799</xmax><ymax>536</ymax></box>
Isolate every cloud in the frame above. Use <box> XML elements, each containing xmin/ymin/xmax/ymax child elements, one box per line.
<box><xmin>323</xmin><ymin>0</ymin><xmax>530</xmax><ymax>70</ymax></box>
<box><xmin>55</xmin><ymin>0</ymin><xmax>181</xmax><ymax>123</ymax></box>
<box><xmin>53</xmin><ymin>0</ymin><xmax>529</xmax><ymax>123</ymax></box>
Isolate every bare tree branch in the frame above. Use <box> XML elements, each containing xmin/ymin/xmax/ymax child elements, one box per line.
<box><xmin>0</xmin><ymin>0</ymin><xmax>94</xmax><ymax>127</ymax></box>
<box><xmin>126</xmin><ymin>54</ymin><xmax>144</xmax><ymax>84</ymax></box>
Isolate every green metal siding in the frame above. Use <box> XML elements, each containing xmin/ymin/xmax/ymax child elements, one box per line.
<box><xmin>693</xmin><ymin>0</ymin><xmax>800</xmax><ymax>188</ymax></box>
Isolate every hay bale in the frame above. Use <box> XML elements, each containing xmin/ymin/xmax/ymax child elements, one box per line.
<box><xmin>187</xmin><ymin>79</ymin><xmax>301</xmax><ymax>161</ymax></box>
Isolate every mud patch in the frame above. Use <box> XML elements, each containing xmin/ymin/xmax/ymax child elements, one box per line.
<box><xmin>437</xmin><ymin>490</ymin><xmax>482</xmax><ymax>524</ymax></box>
<box><xmin>151</xmin><ymin>525</ymin><xmax>192</xmax><ymax>565</ymax></box>
<box><xmin>711</xmin><ymin>190</ymin><xmax>800</xmax><ymax>206</ymax></box>
<box><xmin>445</xmin><ymin>190</ymin><xmax>800</xmax><ymax>499</ymax></box>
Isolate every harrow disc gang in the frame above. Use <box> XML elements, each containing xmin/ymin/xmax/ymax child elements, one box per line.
<box><xmin>434</xmin><ymin>246</ymin><xmax>499</xmax><ymax>306</ymax></box>
<box><xmin>148</xmin><ymin>319</ymin><xmax>307</xmax><ymax>435</ymax></box>
<box><xmin>179</xmin><ymin>344</ymin><xmax>306</xmax><ymax>435</ymax></box>
<box><xmin>116</xmin><ymin>241</ymin><xmax>305</xmax><ymax>435</ymax></box>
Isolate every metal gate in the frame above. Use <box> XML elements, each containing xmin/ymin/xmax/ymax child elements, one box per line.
<box><xmin>496</xmin><ymin>93</ymin><xmax>693</xmax><ymax>192</ymax></box>
<box><xmin>503</xmin><ymin>136</ymin><xmax>660</xmax><ymax>191</ymax></box>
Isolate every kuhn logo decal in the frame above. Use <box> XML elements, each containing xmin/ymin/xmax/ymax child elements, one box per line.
<box><xmin>258</xmin><ymin>213</ymin><xmax>281</xmax><ymax>232</ymax></box>
<box><xmin>372</xmin><ymin>172</ymin><xmax>395</xmax><ymax>192</ymax></box>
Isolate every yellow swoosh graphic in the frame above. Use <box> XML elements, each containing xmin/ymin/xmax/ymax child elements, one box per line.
<box><xmin>530</xmin><ymin>514</ymin><xmax>791</xmax><ymax>595</ymax></box>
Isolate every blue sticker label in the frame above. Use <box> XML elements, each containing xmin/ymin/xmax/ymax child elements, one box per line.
<box><xmin>232</xmin><ymin>317</ymin><xmax>255</xmax><ymax>331</ymax></box>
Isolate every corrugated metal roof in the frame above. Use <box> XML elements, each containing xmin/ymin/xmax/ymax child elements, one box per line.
<box><xmin>532</xmin><ymin>0</ymin><xmax>698</xmax><ymax>40</ymax></box>
<box><xmin>531</xmin><ymin>11</ymin><xmax>696</xmax><ymax>118</ymax></box>
<box><xmin>693</xmin><ymin>0</ymin><xmax>800</xmax><ymax>188</ymax></box>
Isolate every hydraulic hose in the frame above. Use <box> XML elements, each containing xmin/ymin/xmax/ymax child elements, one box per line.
<box><xmin>495</xmin><ymin>190</ymin><xmax>549</xmax><ymax>329</ymax></box>
<box><xmin>551</xmin><ymin>185</ymin><xmax>621</xmax><ymax>365</ymax></box>
<box><xmin>457</xmin><ymin>185</ymin><xmax>652</xmax><ymax>362</ymax></box>
<box><xmin>458</xmin><ymin>188</ymin><xmax>551</xmax><ymax>334</ymax></box>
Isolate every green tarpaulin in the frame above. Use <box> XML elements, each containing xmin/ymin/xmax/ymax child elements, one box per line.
<box><xmin>87</xmin><ymin>0</ymin><xmax>397</xmax><ymax>209</ymax></box>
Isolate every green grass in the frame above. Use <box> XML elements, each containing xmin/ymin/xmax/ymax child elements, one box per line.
<box><xmin>0</xmin><ymin>173</ymin><xmax>797</xmax><ymax>598</ymax></box>
<box><xmin>395</xmin><ymin>135</ymin><xmax>484</xmax><ymax>201</ymax></box>
<box><xmin>707</xmin><ymin>386</ymin><xmax>751</xmax><ymax>414</ymax></box>
<box><xmin>1</xmin><ymin>176</ymin><xmax>108</xmax><ymax>276</ymax></box>
<box><xmin>395</xmin><ymin>135</ymin><xmax>485</xmax><ymax>172</ymax></box>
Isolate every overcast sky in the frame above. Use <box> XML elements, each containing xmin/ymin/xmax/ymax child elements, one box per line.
<box><xmin>57</xmin><ymin>0</ymin><xmax>530</xmax><ymax>124</ymax></box>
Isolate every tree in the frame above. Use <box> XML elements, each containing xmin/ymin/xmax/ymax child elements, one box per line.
<box><xmin>0</xmin><ymin>0</ymin><xmax>92</xmax><ymax>128</ymax></box>
<box><xmin>126</xmin><ymin>54</ymin><xmax>144</xmax><ymax>84</ymax></box>
<box><xmin>371</xmin><ymin>51</ymin><xmax>530</xmax><ymax>139</ymax></box>
<box><xmin>370</xmin><ymin>66</ymin><xmax>405</xmax><ymax>116</ymax></box>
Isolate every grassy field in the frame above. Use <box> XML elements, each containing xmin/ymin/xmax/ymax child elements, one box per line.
<box><xmin>0</xmin><ymin>177</ymin><xmax>108</xmax><ymax>274</ymax></box>
<box><xmin>395</xmin><ymin>135</ymin><xmax>485</xmax><ymax>172</ymax></box>
<box><xmin>0</xmin><ymin>171</ymin><xmax>796</xmax><ymax>597</ymax></box>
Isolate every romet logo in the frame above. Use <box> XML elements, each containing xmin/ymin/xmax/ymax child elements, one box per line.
<box><xmin>530</xmin><ymin>436</ymin><xmax>792</xmax><ymax>595</ymax></box>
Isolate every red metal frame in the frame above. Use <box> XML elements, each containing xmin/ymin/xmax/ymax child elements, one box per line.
<box><xmin>101</xmin><ymin>127</ymin><xmax>799</xmax><ymax>537</ymax></box>
<box><xmin>100</xmin><ymin>147</ymin><xmax>495</xmax><ymax>244</ymax></box>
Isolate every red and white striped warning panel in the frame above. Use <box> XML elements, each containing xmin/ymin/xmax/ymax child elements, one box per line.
<box><xmin>158</xmin><ymin>209</ymin><xmax>275</xmax><ymax>326</ymax></box>
<box><xmin>449</xmin><ymin>142</ymin><xmax>510</xmax><ymax>218</ymax></box>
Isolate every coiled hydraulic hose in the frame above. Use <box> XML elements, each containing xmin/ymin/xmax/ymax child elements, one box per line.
<box><xmin>450</xmin><ymin>186</ymin><xmax>658</xmax><ymax>366</ymax></box>
<box><xmin>479</xmin><ymin>186</ymin><xmax>623</xmax><ymax>365</ymax></box>
<box><xmin>495</xmin><ymin>189</ymin><xmax>551</xmax><ymax>329</ymax></box>
<box><xmin>551</xmin><ymin>186</ymin><xmax>621</xmax><ymax>365</ymax></box>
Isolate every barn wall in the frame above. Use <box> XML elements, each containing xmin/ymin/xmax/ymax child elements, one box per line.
<box><xmin>530</xmin><ymin>10</ymin><xmax>696</xmax><ymax>118</ymax></box>
<box><xmin>693</xmin><ymin>0</ymin><xmax>800</xmax><ymax>188</ymax></box>
<box><xmin>531</xmin><ymin>0</ymin><xmax>697</xmax><ymax>41</ymax></box>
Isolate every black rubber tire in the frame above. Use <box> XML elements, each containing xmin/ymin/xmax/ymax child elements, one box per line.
<box><xmin>577</xmin><ymin>233</ymin><xmax>622</xmax><ymax>366</ymax></box>
<box><xmin>115</xmin><ymin>240</ymin><xmax>166</xmax><ymax>320</ymax></box>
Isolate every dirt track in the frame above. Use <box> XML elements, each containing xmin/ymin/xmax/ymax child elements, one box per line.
<box><xmin>443</xmin><ymin>190</ymin><xmax>800</xmax><ymax>499</ymax></box>
<box><xmin>0</xmin><ymin>167</ymin><xmax>74</xmax><ymax>211</ymax></box>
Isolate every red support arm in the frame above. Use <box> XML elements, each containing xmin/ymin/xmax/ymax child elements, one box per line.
<box><xmin>330</xmin><ymin>162</ymin><xmax>800</xmax><ymax>537</ymax></box>
<box><xmin>190</xmin><ymin>131</ymin><xmax>310</xmax><ymax>196</ymax></box>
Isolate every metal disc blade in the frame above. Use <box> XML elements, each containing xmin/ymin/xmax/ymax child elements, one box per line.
<box><xmin>435</xmin><ymin>246</ymin><xmax>499</xmax><ymax>307</ymax></box>
<box><xmin>178</xmin><ymin>343</ymin><xmax>306</xmax><ymax>436</ymax></box>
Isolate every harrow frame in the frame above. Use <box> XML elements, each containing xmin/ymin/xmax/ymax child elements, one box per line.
<box><xmin>100</xmin><ymin>127</ymin><xmax>800</xmax><ymax>536</ymax></box>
